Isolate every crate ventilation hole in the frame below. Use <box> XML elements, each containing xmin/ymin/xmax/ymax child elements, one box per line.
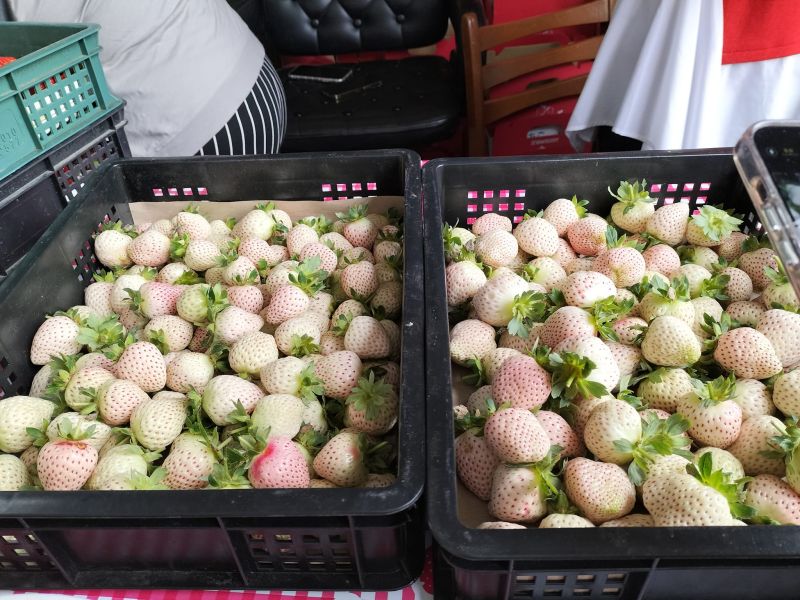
<box><xmin>0</xmin><ymin>533</ymin><xmax>54</xmax><ymax>570</ymax></box>
<box><xmin>512</xmin><ymin>572</ymin><xmax>626</xmax><ymax>598</ymax></box>
<box><xmin>246</xmin><ymin>531</ymin><xmax>354</xmax><ymax>573</ymax></box>
<box><xmin>20</xmin><ymin>62</ymin><xmax>100</xmax><ymax>140</ymax></box>
<box><xmin>322</xmin><ymin>181</ymin><xmax>379</xmax><ymax>201</ymax></box>
<box><xmin>0</xmin><ymin>356</ymin><xmax>25</xmax><ymax>399</ymax></box>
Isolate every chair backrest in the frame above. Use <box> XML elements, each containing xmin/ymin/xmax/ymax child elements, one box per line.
<box><xmin>462</xmin><ymin>0</ymin><xmax>610</xmax><ymax>156</ymax></box>
<box><xmin>263</xmin><ymin>0</ymin><xmax>450</xmax><ymax>56</ymax></box>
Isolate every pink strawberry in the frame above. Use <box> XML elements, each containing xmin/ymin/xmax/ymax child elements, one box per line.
<box><xmin>166</xmin><ymin>351</ymin><xmax>214</xmax><ymax>393</ymax></box>
<box><xmin>127</xmin><ymin>229</ymin><xmax>171</xmax><ymax>267</ymax></box>
<box><xmin>564</xmin><ymin>458</ymin><xmax>635</xmax><ymax>524</ymax></box>
<box><xmin>341</xmin><ymin>261</ymin><xmax>379</xmax><ymax>300</ymax></box>
<box><xmin>85</xmin><ymin>280</ymin><xmax>115</xmax><ymax>317</ymax></box>
<box><xmin>745</xmin><ymin>474</ymin><xmax>800</xmax><ymax>525</ymax></box>
<box><xmin>220</xmin><ymin>256</ymin><xmax>257</xmax><ymax>286</ymax></box>
<box><xmin>573</xmin><ymin>395</ymin><xmax>610</xmax><ymax>439</ymax></box>
<box><xmin>513</xmin><ymin>216</ymin><xmax>559</xmax><ymax>257</ymax></box>
<box><xmin>484</xmin><ymin>406</ymin><xmax>550</xmax><ymax>463</ymax></box>
<box><xmin>96</xmin><ymin>379</ymin><xmax>149</xmax><ymax>426</ymax></box>
<box><xmin>30</xmin><ymin>316</ymin><xmax>81</xmax><ymax>365</ymax></box>
<box><xmin>717</xmin><ymin>231</ymin><xmax>749</xmax><ymax>262</ymax></box>
<box><xmin>646</xmin><ymin>202</ymin><xmax>689</xmax><ymax>245</ymax></box>
<box><xmin>713</xmin><ymin>327</ymin><xmax>782</xmax><ymax>379</ymax></box>
<box><xmin>593</xmin><ymin>246</ymin><xmax>645</xmax><ymax>288</ymax></box>
<box><xmin>129</xmin><ymin>282</ymin><xmax>181</xmax><ymax>318</ymax></box>
<box><xmin>562</xmin><ymin>271</ymin><xmax>616</xmax><ymax>308</ymax></box>
<box><xmin>471</xmin><ymin>212</ymin><xmax>512</xmax><ymax>235</ymax></box>
<box><xmin>226</xmin><ymin>285</ymin><xmax>264</xmax><ymax>314</ymax></box>
<box><xmin>565</xmin><ymin>257</ymin><xmax>594</xmax><ymax>275</ymax></box>
<box><xmin>215</xmin><ymin>306</ymin><xmax>265</xmax><ymax>346</ymax></box>
<box><xmin>162</xmin><ymin>432</ymin><xmax>216</xmax><ymax>489</ymax></box>
<box><xmin>455</xmin><ymin>428</ymin><xmax>499</xmax><ymax>502</ymax></box>
<box><xmin>373</xmin><ymin>240</ymin><xmax>402</xmax><ymax>264</ymax></box>
<box><xmin>37</xmin><ymin>420</ymin><xmax>99</xmax><ymax>490</ymax></box>
<box><xmin>536</xmin><ymin>410</ymin><xmax>584</xmax><ymax>458</ymax></box>
<box><xmin>446</xmin><ymin>260</ymin><xmax>487</xmax><ymax>307</ymax></box>
<box><xmin>491</xmin><ymin>355</ymin><xmax>551</xmax><ymax>410</ymax></box>
<box><xmin>248</xmin><ymin>436</ymin><xmax>311</xmax><ymax>488</ymax></box>
<box><xmin>265</xmin><ymin>285</ymin><xmax>311</xmax><ymax>325</ymax></box>
<box><xmin>566</xmin><ymin>214</ymin><xmax>608</xmax><ymax>256</ymax></box>
<box><xmin>727</xmin><ymin>414</ymin><xmax>786</xmax><ymax>476</ymax></box>
<box><xmin>721</xmin><ymin>267</ymin><xmax>753</xmax><ymax>303</ymax></box>
<box><xmin>599</xmin><ymin>514</ymin><xmax>655</xmax><ymax>527</ymax></box>
<box><xmin>678</xmin><ymin>376</ymin><xmax>742</xmax><ymax>449</ymax></box>
<box><xmin>488</xmin><ymin>450</ymin><xmax>560</xmax><ymax>524</ymax></box>
<box><xmin>611</xmin><ymin>316</ymin><xmax>647</xmax><ymax>345</ymax></box>
<box><xmin>475</xmin><ymin>229</ymin><xmax>519</xmax><ymax>268</ymax></box>
<box><xmin>551</xmin><ymin>237</ymin><xmax>578</xmax><ymax>268</ymax></box>
<box><xmin>482</xmin><ymin>348</ymin><xmax>521</xmax><ymax>383</ymax></box>
<box><xmin>539</xmin><ymin>514</ymin><xmax>595</xmax><ymax>528</ymax></box>
<box><xmin>725</xmin><ymin>300</ymin><xmax>765</xmax><ymax>327</ymax></box>
<box><xmin>370</xmin><ymin>281</ymin><xmax>403</xmax><ymax>320</ymax></box>
<box><xmin>300</xmin><ymin>242</ymin><xmax>338</xmax><ymax>274</ymax></box>
<box><xmin>332</xmin><ymin>299</ymin><xmax>368</xmax><ymax>323</ymax></box>
<box><xmin>344</xmin><ymin>373</ymin><xmax>398</xmax><ymax>435</ymax></box>
<box><xmin>316</xmin><ymin>350</ymin><xmax>362</xmax><ymax>400</ymax></box>
<box><xmin>336</xmin><ymin>205</ymin><xmax>378</xmax><ymax>249</ymax></box>
<box><xmin>174</xmin><ymin>211</ymin><xmax>211</xmax><ymax>241</ymax></box>
<box><xmin>344</xmin><ymin>316</ymin><xmax>390</xmax><ymax>359</ymax></box>
<box><xmin>542</xmin><ymin>196</ymin><xmax>587</xmax><ymax>236</ymax></box>
<box><xmin>583</xmin><ymin>399</ymin><xmax>641</xmax><ymax>464</ymax></box>
<box><xmin>202</xmin><ymin>375</ymin><xmax>263</xmax><ymax>425</ymax></box>
<box><xmin>539</xmin><ymin>306</ymin><xmax>595</xmax><ymax>348</ymax></box>
<box><xmin>339</xmin><ymin>246</ymin><xmax>375</xmax><ymax>268</ymax></box>
<box><xmin>739</xmin><ymin>247</ymin><xmax>778</xmax><ymax>290</ymax></box>
<box><xmin>114</xmin><ymin>341</ymin><xmax>167</xmax><ymax>392</ymax></box>
<box><xmin>642</xmin><ymin>244</ymin><xmax>681</xmax><ymax>277</ymax></box>
<box><xmin>238</xmin><ymin>237</ymin><xmax>272</xmax><ymax>265</ymax></box>
<box><xmin>312</xmin><ymin>429</ymin><xmax>369</xmax><ymax>487</ymax></box>
<box><xmin>320</xmin><ymin>331</ymin><xmax>345</xmax><ymax>355</ymax></box>
<box><xmin>320</xmin><ymin>231</ymin><xmax>353</xmax><ymax>253</ymax></box>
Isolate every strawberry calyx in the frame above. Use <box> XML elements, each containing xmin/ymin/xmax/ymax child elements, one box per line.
<box><xmin>130</xmin><ymin>467</ymin><xmax>171</xmax><ymax>490</ymax></box>
<box><xmin>207</xmin><ymin>446</ymin><xmax>251</xmax><ymax>489</ymax></box>
<box><xmin>44</xmin><ymin>354</ymin><xmax>80</xmax><ymax>405</ymax></box>
<box><xmin>331</xmin><ymin>313</ymin><xmax>353</xmax><ymax>337</ymax></box>
<box><xmin>628</xmin><ymin>272</ymin><xmax>669</xmax><ymax>300</ymax></box>
<box><xmin>463</xmin><ymin>357</ymin><xmax>487</xmax><ymax>388</ymax></box>
<box><xmin>25</xmin><ymin>419</ymin><xmax>50</xmax><ymax>448</ymax></box>
<box><xmin>454</xmin><ymin>405</ymin><xmax>488</xmax><ymax>435</ymax></box>
<box><xmin>617</xmin><ymin>413</ymin><xmax>692</xmax><ymax>486</ymax></box>
<box><xmin>170</xmin><ymin>233</ymin><xmax>190</xmax><ymax>261</ymax></box>
<box><xmin>299</xmin><ymin>364</ymin><xmax>325</xmax><ymax>404</ymax></box>
<box><xmin>686</xmin><ymin>452</ymin><xmax>755</xmax><ymax>520</ymax></box>
<box><xmin>186</xmin><ymin>389</ymin><xmax>228</xmax><ymax>462</ymax></box>
<box><xmin>290</xmin><ymin>334</ymin><xmax>320</xmax><ymax>358</ymax></box>
<box><xmin>92</xmin><ymin>269</ymin><xmax>118</xmax><ymax>283</ymax></box>
<box><xmin>508</xmin><ymin>291</ymin><xmax>550</xmax><ymax>338</ymax></box>
<box><xmin>698</xmin><ymin>273</ymin><xmax>730</xmax><ymax>301</ymax></box>
<box><xmin>700</xmin><ymin>313</ymin><xmax>737</xmax><ymax>357</ymax></box>
<box><xmin>77</xmin><ymin>314</ymin><xmax>132</xmax><ymax>358</ymax></box>
<box><xmin>335</xmin><ymin>204</ymin><xmax>369</xmax><ymax>224</ymax></box>
<box><xmin>691</xmin><ymin>206</ymin><xmax>743</xmax><ymax>243</ymax></box>
<box><xmin>173</xmin><ymin>270</ymin><xmax>204</xmax><ymax>285</ymax></box>
<box><xmin>766</xmin><ymin>417</ymin><xmax>800</xmax><ymax>461</ymax></box>
<box><xmin>182</xmin><ymin>203</ymin><xmax>201</xmax><ymax>215</ymax></box>
<box><xmin>98</xmin><ymin>220</ymin><xmax>138</xmax><ymax>239</ymax></box>
<box><xmin>570</xmin><ymin>195</ymin><xmax>589</xmax><ymax>218</ymax></box>
<box><xmin>765</xmin><ymin>256</ymin><xmax>790</xmax><ymax>287</ymax></box>
<box><xmin>547</xmin><ymin>489</ymin><xmax>580</xmax><ymax>515</ymax></box>
<box><xmin>146</xmin><ymin>329</ymin><xmax>169</xmax><ymax>355</ymax></box>
<box><xmin>231</xmin><ymin>269</ymin><xmax>260</xmax><ymax>286</ymax></box>
<box><xmin>516</xmin><ymin>444</ymin><xmax>564</xmax><ymax>500</ymax></box>
<box><xmin>741</xmin><ymin>234</ymin><xmax>771</xmax><ymax>254</ymax></box>
<box><xmin>299</xmin><ymin>215</ymin><xmax>332</xmax><ymax>236</ymax></box>
<box><xmin>51</xmin><ymin>417</ymin><xmax>96</xmax><ymax>442</ymax></box>
<box><xmin>77</xmin><ymin>387</ymin><xmax>100</xmax><ymax>415</ymax></box>
<box><xmin>608</xmin><ymin>179</ymin><xmax>655</xmax><ymax>213</ymax></box>
<box><xmin>345</xmin><ymin>372</ymin><xmax>394</xmax><ymax>421</ymax></box>
<box><xmin>690</xmin><ymin>374</ymin><xmax>737</xmax><ymax>408</ymax></box>
<box><xmin>589</xmin><ymin>296</ymin><xmax>635</xmax><ymax>341</ymax></box>
<box><xmin>225</xmin><ymin>217</ymin><xmax>238</xmax><ymax>230</ymax></box>
<box><xmin>289</xmin><ymin>256</ymin><xmax>328</xmax><ymax>295</ymax></box>
<box><xmin>548</xmin><ymin>351</ymin><xmax>609</xmax><ymax>405</ymax></box>
<box><xmin>604</xmin><ymin>224</ymin><xmax>646</xmax><ymax>251</ymax></box>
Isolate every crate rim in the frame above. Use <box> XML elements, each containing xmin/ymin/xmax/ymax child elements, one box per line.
<box><xmin>423</xmin><ymin>149</ymin><xmax>800</xmax><ymax>564</ymax></box>
<box><xmin>0</xmin><ymin>148</ymin><xmax>424</xmax><ymax>520</ymax></box>
<box><xmin>0</xmin><ymin>22</ymin><xmax>101</xmax><ymax>78</ymax></box>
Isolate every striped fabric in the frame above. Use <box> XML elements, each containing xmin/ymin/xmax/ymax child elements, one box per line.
<box><xmin>198</xmin><ymin>57</ymin><xmax>287</xmax><ymax>156</ymax></box>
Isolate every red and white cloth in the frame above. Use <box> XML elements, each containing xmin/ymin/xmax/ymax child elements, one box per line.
<box><xmin>566</xmin><ymin>0</ymin><xmax>800</xmax><ymax>150</ymax></box>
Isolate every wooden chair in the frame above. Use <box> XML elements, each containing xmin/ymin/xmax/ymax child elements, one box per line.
<box><xmin>462</xmin><ymin>0</ymin><xmax>611</xmax><ymax>156</ymax></box>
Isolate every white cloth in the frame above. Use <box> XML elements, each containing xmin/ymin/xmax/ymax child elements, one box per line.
<box><xmin>566</xmin><ymin>0</ymin><xmax>800</xmax><ymax>150</ymax></box>
<box><xmin>9</xmin><ymin>0</ymin><xmax>265</xmax><ymax>157</ymax></box>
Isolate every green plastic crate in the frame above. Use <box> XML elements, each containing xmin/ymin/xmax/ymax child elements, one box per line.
<box><xmin>0</xmin><ymin>22</ymin><xmax>123</xmax><ymax>179</ymax></box>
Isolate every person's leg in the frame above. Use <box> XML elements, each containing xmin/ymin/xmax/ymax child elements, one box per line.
<box><xmin>197</xmin><ymin>56</ymin><xmax>286</xmax><ymax>155</ymax></box>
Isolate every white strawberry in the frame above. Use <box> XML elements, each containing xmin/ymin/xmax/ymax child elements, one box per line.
<box><xmin>0</xmin><ymin>396</ymin><xmax>56</xmax><ymax>453</ymax></box>
<box><xmin>130</xmin><ymin>392</ymin><xmax>187</xmax><ymax>451</ymax></box>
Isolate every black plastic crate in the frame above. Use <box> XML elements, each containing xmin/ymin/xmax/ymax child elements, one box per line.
<box><xmin>422</xmin><ymin>150</ymin><xmax>800</xmax><ymax>600</ymax></box>
<box><xmin>0</xmin><ymin>150</ymin><xmax>425</xmax><ymax>590</ymax></box>
<box><xmin>0</xmin><ymin>107</ymin><xmax>129</xmax><ymax>276</ymax></box>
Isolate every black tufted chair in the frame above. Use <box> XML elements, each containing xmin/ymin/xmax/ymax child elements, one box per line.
<box><xmin>262</xmin><ymin>0</ymin><xmax>480</xmax><ymax>152</ymax></box>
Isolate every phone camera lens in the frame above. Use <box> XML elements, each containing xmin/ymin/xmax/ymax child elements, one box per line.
<box><xmin>767</xmin><ymin>147</ymin><xmax>778</xmax><ymax>157</ymax></box>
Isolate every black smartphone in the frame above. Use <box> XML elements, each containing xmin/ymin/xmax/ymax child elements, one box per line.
<box><xmin>734</xmin><ymin>120</ymin><xmax>800</xmax><ymax>291</ymax></box>
<box><xmin>287</xmin><ymin>64</ymin><xmax>353</xmax><ymax>84</ymax></box>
